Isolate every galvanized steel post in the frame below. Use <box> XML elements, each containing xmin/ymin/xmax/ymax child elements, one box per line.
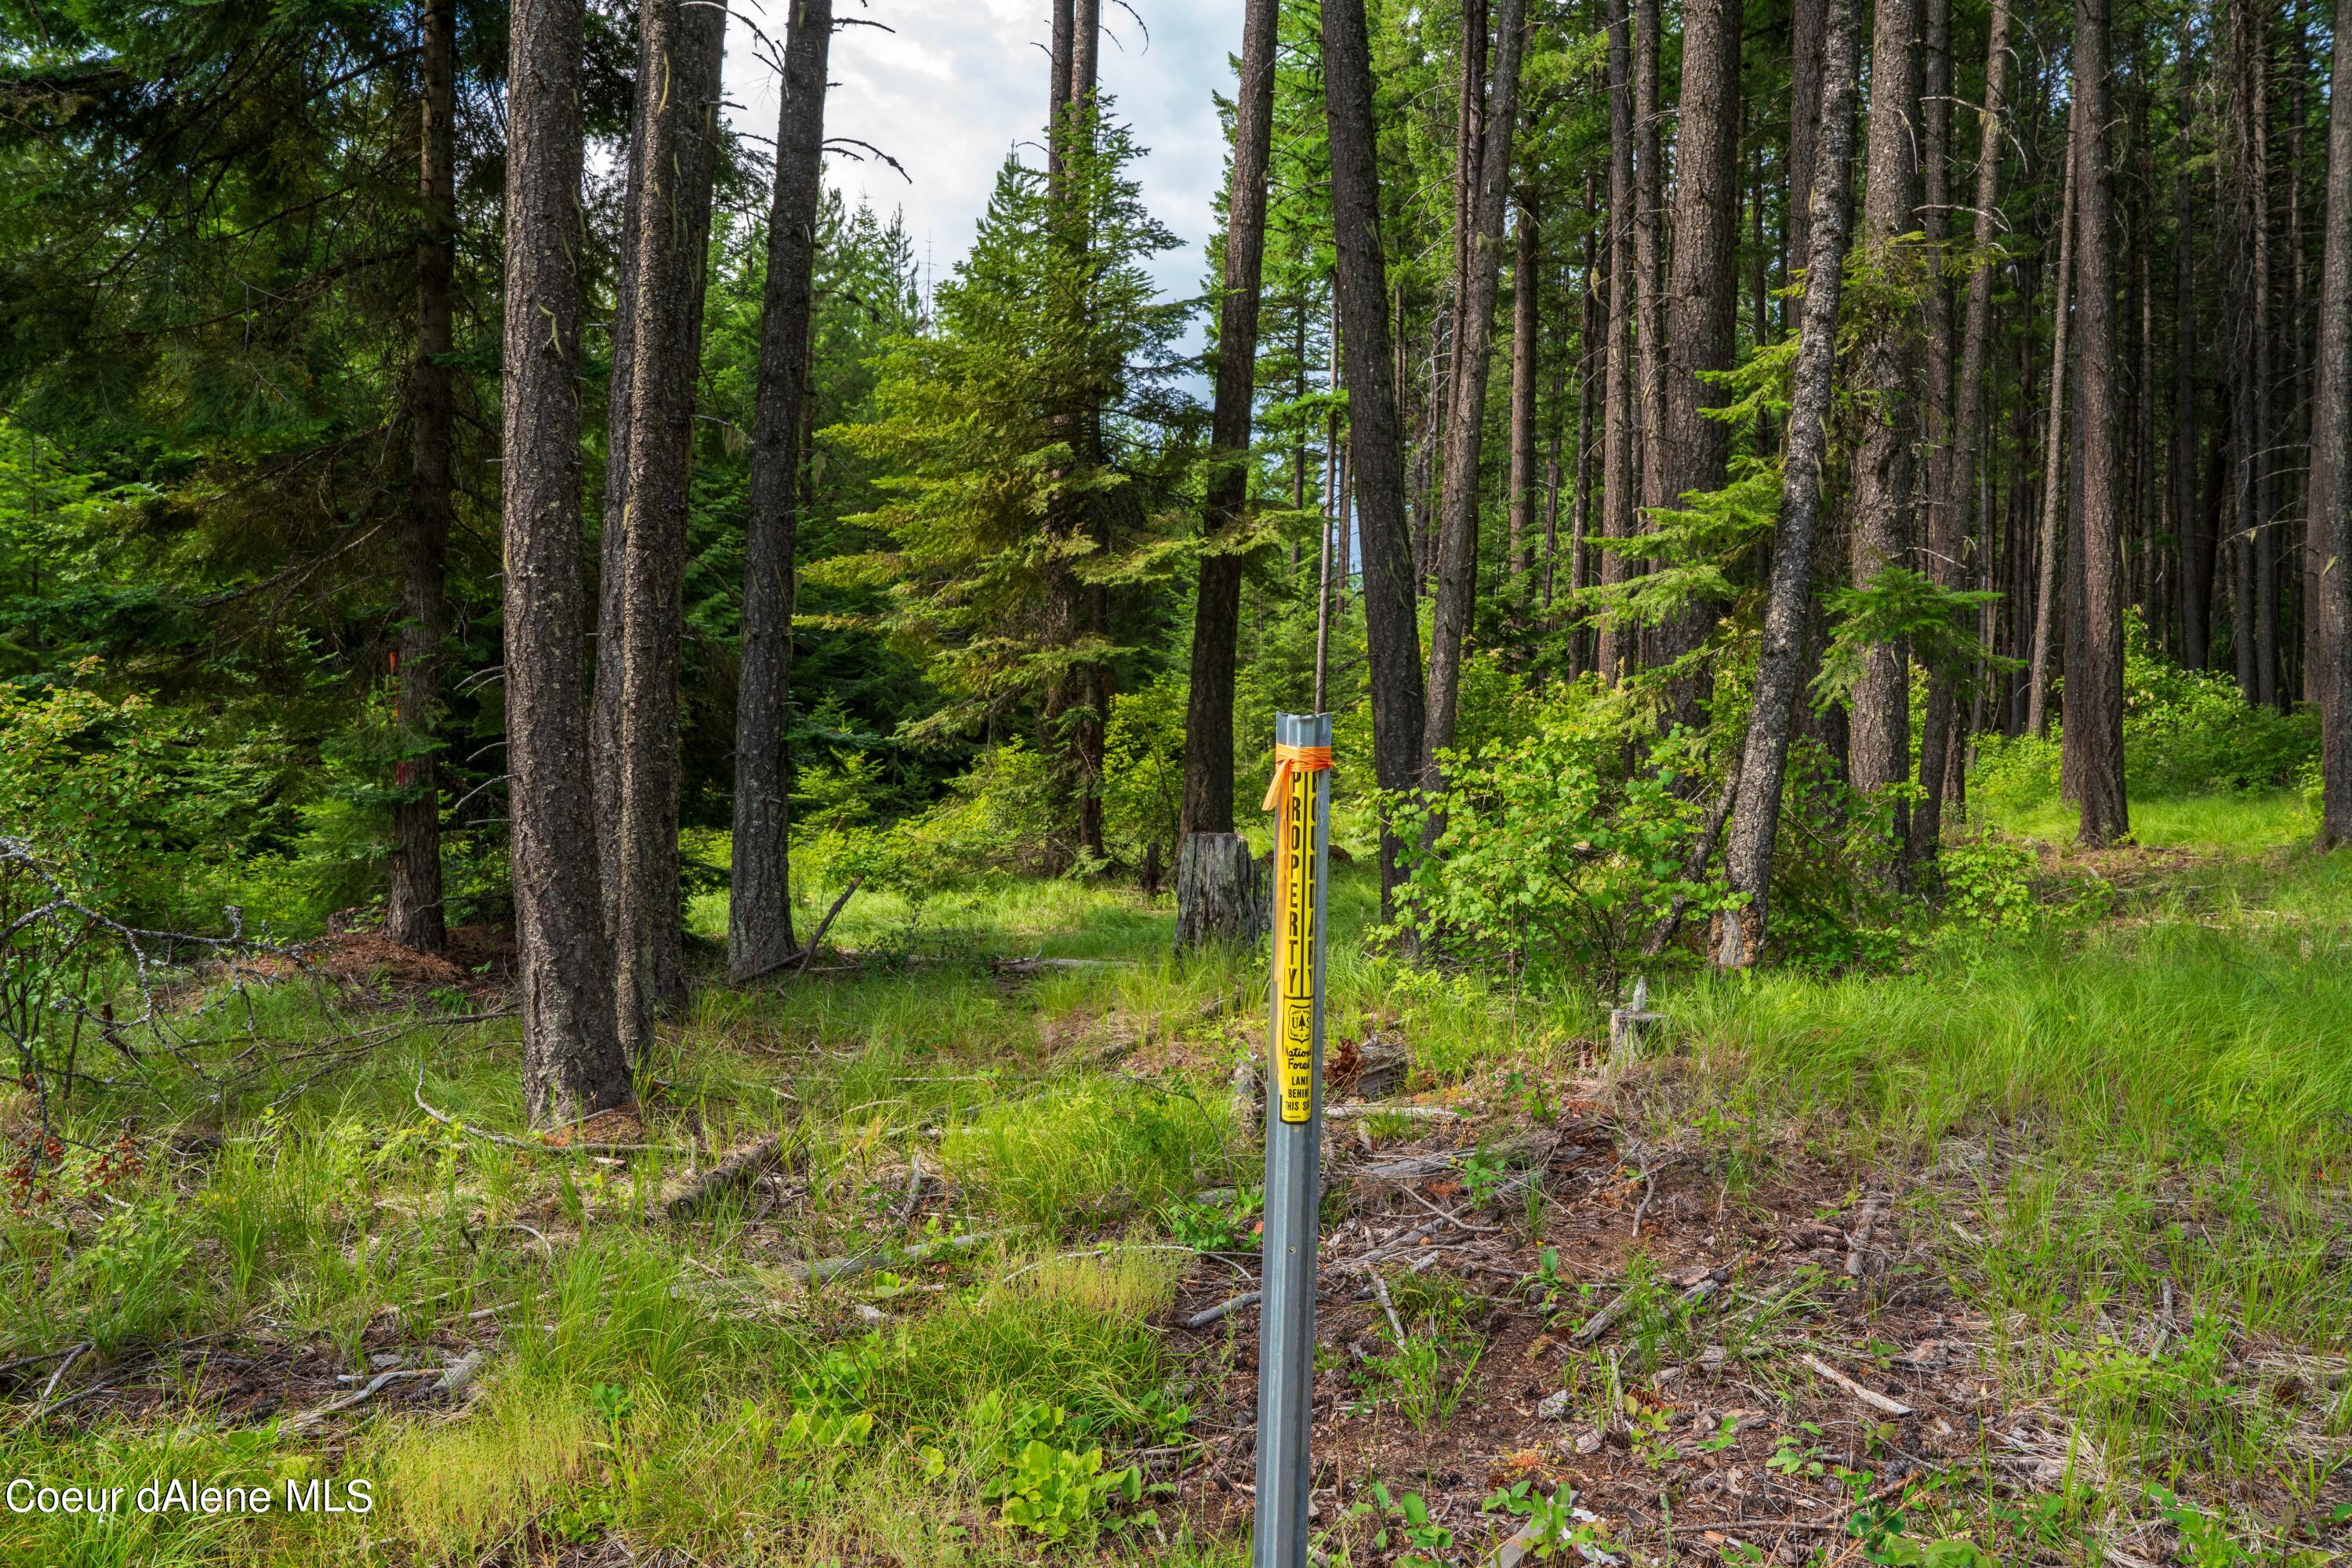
<box><xmin>1254</xmin><ymin>710</ymin><xmax>1332</xmax><ymax>1568</ymax></box>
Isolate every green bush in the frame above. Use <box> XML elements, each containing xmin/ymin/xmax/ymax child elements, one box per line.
<box><xmin>0</xmin><ymin>663</ymin><xmax>289</xmax><ymax>925</ymax></box>
<box><xmin>1385</xmin><ymin>681</ymin><xmax>1740</xmax><ymax>993</ymax></box>
<box><xmin>1976</xmin><ymin>620</ymin><xmax>2319</xmax><ymax>816</ymax></box>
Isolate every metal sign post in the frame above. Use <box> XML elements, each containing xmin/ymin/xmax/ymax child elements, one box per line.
<box><xmin>1254</xmin><ymin>711</ymin><xmax>1332</xmax><ymax>1568</ymax></box>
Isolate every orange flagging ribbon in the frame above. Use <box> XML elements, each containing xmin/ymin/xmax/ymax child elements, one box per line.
<box><xmin>1261</xmin><ymin>743</ymin><xmax>1334</xmax><ymax>814</ymax></box>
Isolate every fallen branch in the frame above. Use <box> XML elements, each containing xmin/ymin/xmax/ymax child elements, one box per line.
<box><xmin>34</xmin><ymin>1342</ymin><xmax>89</xmax><ymax>1410</ymax></box>
<box><xmin>1846</xmin><ymin>1196</ymin><xmax>1886</xmax><ymax>1279</ymax></box>
<box><xmin>413</xmin><ymin>1069</ymin><xmax>678</xmax><ymax>1156</ymax></box>
<box><xmin>1371</xmin><ymin>1272</ymin><xmax>1409</xmax><ymax>1342</ymax></box>
<box><xmin>1800</xmin><ymin>1352</ymin><xmax>1913</xmax><ymax>1417</ymax></box>
<box><xmin>792</xmin><ymin>877</ymin><xmax>863</xmax><ymax>978</ymax></box>
<box><xmin>648</xmin><ymin>1136</ymin><xmax>782</xmax><ymax>1223</ymax></box>
<box><xmin>1575</xmin><ymin>1266</ymin><xmax>1726</xmax><ymax>1346</ymax></box>
<box><xmin>895</xmin><ymin>1154</ymin><xmax>924</xmax><ymax>1226</ymax></box>
<box><xmin>1182</xmin><ymin>1291</ymin><xmax>1261</xmax><ymax>1330</ymax></box>
<box><xmin>281</xmin><ymin>1367</ymin><xmax>408</xmax><ymax>1435</ymax></box>
<box><xmin>988</xmin><ymin>955</ymin><xmax>1138</xmax><ymax>976</ymax></box>
<box><xmin>784</xmin><ymin>1229</ymin><xmax>1000</xmax><ymax>1287</ymax></box>
<box><xmin>1323</xmin><ymin>1103</ymin><xmax>1462</xmax><ymax>1121</ymax></box>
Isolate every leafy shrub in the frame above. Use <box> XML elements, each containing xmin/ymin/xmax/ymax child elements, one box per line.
<box><xmin>2118</xmin><ymin>622</ymin><xmax>2316</xmax><ymax>794</ymax></box>
<box><xmin>1101</xmin><ymin>676</ymin><xmax>1185</xmax><ymax>869</ymax></box>
<box><xmin>1976</xmin><ymin>619</ymin><xmax>2318</xmax><ymax>815</ymax></box>
<box><xmin>0</xmin><ymin>663</ymin><xmax>291</xmax><ymax>925</ymax></box>
<box><xmin>1385</xmin><ymin>682</ymin><xmax>1739</xmax><ymax>993</ymax></box>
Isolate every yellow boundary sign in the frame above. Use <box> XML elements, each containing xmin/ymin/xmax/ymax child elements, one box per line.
<box><xmin>1274</xmin><ymin>761</ymin><xmax>1318</xmax><ymax>1123</ymax></box>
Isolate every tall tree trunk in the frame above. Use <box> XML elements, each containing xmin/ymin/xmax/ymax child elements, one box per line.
<box><xmin>2175</xmin><ymin>82</ymin><xmax>2208</xmax><ymax>670</ymax></box>
<box><xmin>1915</xmin><ymin>0</ymin><xmax>2013</xmax><ymax>860</ymax></box>
<box><xmin>2027</xmin><ymin>121</ymin><xmax>2078</xmax><ymax>738</ymax></box>
<box><xmin>390</xmin><ymin>0</ymin><xmax>456</xmax><ymax>954</ymax></box>
<box><xmin>1073</xmin><ymin>0</ymin><xmax>1111</xmax><ymax>860</ymax></box>
<box><xmin>1048</xmin><ymin>0</ymin><xmax>1074</xmax><ymax>191</ymax></box>
<box><xmin>1788</xmin><ymin>0</ymin><xmax>1826</xmax><ymax>275</ymax></box>
<box><xmin>1649</xmin><ymin>0</ymin><xmax>1744</xmax><ymax>707</ymax></box>
<box><xmin>612</xmin><ymin>0</ymin><xmax>728</xmax><ymax>1054</ymax></box>
<box><xmin>1563</xmin><ymin>204</ymin><xmax>1600</xmax><ymax>630</ymax></box>
<box><xmin>501</xmin><ymin>0</ymin><xmax>629</xmax><ymax>1127</ymax></box>
<box><xmin>1846</xmin><ymin>0</ymin><xmax>1925</xmax><ymax>855</ymax></box>
<box><xmin>1632</xmin><ymin>0</ymin><xmax>1665</xmax><ymax>523</ymax></box>
<box><xmin>2067</xmin><ymin>0</ymin><xmax>2130</xmax><ymax>845</ymax></box>
<box><xmin>1508</xmin><ymin>195</ymin><xmax>1539</xmax><ymax>585</ymax></box>
<box><xmin>2309</xmin><ymin>0</ymin><xmax>2352</xmax><ymax>847</ymax></box>
<box><xmin>1321</xmin><ymin>0</ymin><xmax>1429</xmax><ymax>916</ymax></box>
<box><xmin>1909</xmin><ymin>0</ymin><xmax>1958</xmax><ymax>861</ymax></box>
<box><xmin>2229</xmin><ymin>0</ymin><xmax>2264</xmax><ymax>702</ymax></box>
<box><xmin>1175</xmin><ymin>0</ymin><xmax>1279</xmax><ymax>944</ymax></box>
<box><xmin>1715</xmin><ymin>0</ymin><xmax>1863</xmax><ymax>967</ymax></box>
<box><xmin>1596</xmin><ymin>0</ymin><xmax>1639</xmax><ymax>680</ymax></box>
<box><xmin>1071</xmin><ymin>0</ymin><xmax>1099</xmax><ymax>110</ymax></box>
<box><xmin>728</xmin><ymin>0</ymin><xmax>832</xmax><ymax>982</ymax></box>
<box><xmin>2252</xmin><ymin>5</ymin><xmax>2281</xmax><ymax>713</ymax></box>
<box><xmin>1423</xmin><ymin>0</ymin><xmax>1527</xmax><ymax>789</ymax></box>
<box><xmin>591</xmin><ymin>34</ymin><xmax>651</xmax><ymax>921</ymax></box>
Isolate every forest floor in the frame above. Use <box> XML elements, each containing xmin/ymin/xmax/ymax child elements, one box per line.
<box><xmin>2</xmin><ymin>788</ymin><xmax>2349</xmax><ymax>1567</ymax></box>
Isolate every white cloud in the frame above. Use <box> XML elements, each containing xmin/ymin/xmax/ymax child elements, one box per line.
<box><xmin>719</xmin><ymin>0</ymin><xmax>1243</xmax><ymax>309</ymax></box>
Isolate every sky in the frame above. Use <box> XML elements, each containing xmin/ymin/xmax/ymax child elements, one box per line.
<box><xmin>718</xmin><ymin>0</ymin><xmax>1246</xmax><ymax>312</ymax></box>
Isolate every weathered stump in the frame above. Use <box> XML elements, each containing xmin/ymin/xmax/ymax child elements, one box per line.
<box><xmin>1173</xmin><ymin>832</ymin><xmax>1268</xmax><ymax>951</ymax></box>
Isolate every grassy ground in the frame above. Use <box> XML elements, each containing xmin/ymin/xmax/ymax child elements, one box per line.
<box><xmin>2</xmin><ymin>787</ymin><xmax>2347</xmax><ymax>1566</ymax></box>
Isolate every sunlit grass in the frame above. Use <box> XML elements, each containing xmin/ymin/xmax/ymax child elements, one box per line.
<box><xmin>1977</xmin><ymin>783</ymin><xmax>2317</xmax><ymax>852</ymax></box>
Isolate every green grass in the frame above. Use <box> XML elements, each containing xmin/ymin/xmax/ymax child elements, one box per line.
<box><xmin>7</xmin><ymin>785</ymin><xmax>2350</xmax><ymax>1565</ymax></box>
<box><xmin>1981</xmin><ymin>782</ymin><xmax>2319</xmax><ymax>851</ymax></box>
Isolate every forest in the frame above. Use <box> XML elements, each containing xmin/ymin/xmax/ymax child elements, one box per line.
<box><xmin>2</xmin><ymin>0</ymin><xmax>2350</xmax><ymax>1563</ymax></box>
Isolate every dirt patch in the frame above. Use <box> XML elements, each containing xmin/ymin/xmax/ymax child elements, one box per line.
<box><xmin>1154</xmin><ymin>1117</ymin><xmax>2024</xmax><ymax>1565</ymax></box>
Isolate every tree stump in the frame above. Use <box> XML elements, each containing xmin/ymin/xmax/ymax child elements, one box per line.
<box><xmin>1173</xmin><ymin>832</ymin><xmax>1268</xmax><ymax>950</ymax></box>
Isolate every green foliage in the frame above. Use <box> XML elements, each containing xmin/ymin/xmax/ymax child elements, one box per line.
<box><xmin>1479</xmin><ymin>1480</ymin><xmax>1613</xmax><ymax>1563</ymax></box>
<box><xmin>988</xmin><ymin>1435</ymin><xmax>1143</xmax><ymax>1541</ymax></box>
<box><xmin>1385</xmin><ymin>683</ymin><xmax>1738</xmax><ymax>993</ymax></box>
<box><xmin>822</xmin><ymin>111</ymin><xmax>1196</xmax><ymax>744</ymax></box>
<box><xmin>0</xmin><ymin>661</ymin><xmax>289</xmax><ymax>923</ymax></box>
<box><xmin>1348</xmin><ymin>1481</ymin><xmax>1456</xmax><ymax>1566</ymax></box>
<box><xmin>1812</xmin><ymin>567</ymin><xmax>2011</xmax><ymax>709</ymax></box>
<box><xmin>1102</xmin><ymin>675</ymin><xmax>1188</xmax><ymax>866</ymax></box>
<box><xmin>2117</xmin><ymin>619</ymin><xmax>2318</xmax><ymax>795</ymax></box>
<box><xmin>1976</xmin><ymin>622</ymin><xmax>2321</xmax><ymax>832</ymax></box>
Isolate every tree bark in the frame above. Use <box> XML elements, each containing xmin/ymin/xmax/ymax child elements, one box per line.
<box><xmin>612</xmin><ymin>0</ymin><xmax>728</xmax><ymax>1054</ymax></box>
<box><xmin>1596</xmin><ymin>0</ymin><xmax>1639</xmax><ymax>681</ymax></box>
<box><xmin>2251</xmin><ymin>0</ymin><xmax>2281</xmax><ymax>711</ymax></box>
<box><xmin>1846</xmin><ymin>0</ymin><xmax>1924</xmax><ymax>852</ymax></box>
<box><xmin>1908</xmin><ymin>0</ymin><xmax>1958</xmax><ymax>861</ymax></box>
<box><xmin>390</xmin><ymin>0</ymin><xmax>456</xmax><ymax>954</ymax></box>
<box><xmin>2308</xmin><ymin>0</ymin><xmax>2352</xmax><ymax>847</ymax></box>
<box><xmin>1649</xmin><ymin>0</ymin><xmax>1744</xmax><ymax>704</ymax></box>
<box><xmin>1563</xmin><ymin>201</ymin><xmax>1599</xmax><ymax>632</ymax></box>
<box><xmin>2066</xmin><ymin>0</ymin><xmax>2130</xmax><ymax>846</ymax></box>
<box><xmin>1048</xmin><ymin>0</ymin><xmax>1074</xmax><ymax>190</ymax></box>
<box><xmin>1178</xmin><ymin>0</ymin><xmax>1277</xmax><ymax>871</ymax></box>
<box><xmin>1321</xmin><ymin>0</ymin><xmax>1429</xmax><ymax>917</ymax></box>
<box><xmin>1914</xmin><ymin>0</ymin><xmax>2013</xmax><ymax>860</ymax></box>
<box><xmin>1172</xmin><ymin>834</ymin><xmax>1266</xmax><ymax>949</ymax></box>
<box><xmin>729</xmin><ymin>0</ymin><xmax>832</xmax><ymax>982</ymax></box>
<box><xmin>500</xmin><ymin>0</ymin><xmax>630</xmax><ymax>1127</ymax></box>
<box><xmin>2027</xmin><ymin>117</ymin><xmax>2078</xmax><ymax>739</ymax></box>
<box><xmin>1715</xmin><ymin>0</ymin><xmax>1863</xmax><ymax>967</ymax></box>
<box><xmin>1632</xmin><ymin>0</ymin><xmax>1664</xmax><ymax>528</ymax></box>
<box><xmin>2227</xmin><ymin>0</ymin><xmax>2267</xmax><ymax>703</ymax></box>
<box><xmin>2175</xmin><ymin>81</ymin><xmax>2208</xmax><ymax>671</ymax></box>
<box><xmin>592</xmin><ymin>20</ymin><xmax>651</xmax><ymax>924</ymax></box>
<box><xmin>1508</xmin><ymin>195</ymin><xmax>1539</xmax><ymax>585</ymax></box>
<box><xmin>1788</xmin><ymin>0</ymin><xmax>1827</xmax><ymax>276</ymax></box>
<box><xmin>1422</xmin><ymin>0</ymin><xmax>1527</xmax><ymax>789</ymax></box>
